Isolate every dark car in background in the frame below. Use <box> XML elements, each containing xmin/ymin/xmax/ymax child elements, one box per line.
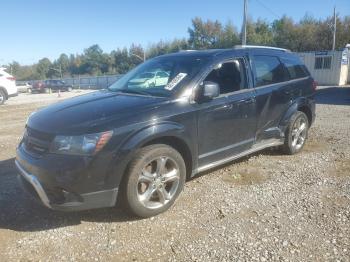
<box><xmin>31</xmin><ymin>80</ymin><xmax>73</xmax><ymax>93</ymax></box>
<box><xmin>16</xmin><ymin>45</ymin><xmax>316</xmax><ymax>218</ymax></box>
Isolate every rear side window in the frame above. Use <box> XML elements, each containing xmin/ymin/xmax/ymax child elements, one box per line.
<box><xmin>253</xmin><ymin>55</ymin><xmax>287</xmax><ymax>87</ymax></box>
<box><xmin>281</xmin><ymin>57</ymin><xmax>309</xmax><ymax>79</ymax></box>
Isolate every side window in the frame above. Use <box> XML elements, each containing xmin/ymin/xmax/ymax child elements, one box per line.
<box><xmin>204</xmin><ymin>58</ymin><xmax>247</xmax><ymax>95</ymax></box>
<box><xmin>281</xmin><ymin>57</ymin><xmax>309</xmax><ymax>79</ymax></box>
<box><xmin>253</xmin><ymin>55</ymin><xmax>286</xmax><ymax>87</ymax></box>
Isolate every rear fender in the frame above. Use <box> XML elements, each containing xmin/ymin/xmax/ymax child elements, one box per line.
<box><xmin>279</xmin><ymin>98</ymin><xmax>307</xmax><ymax>133</ymax></box>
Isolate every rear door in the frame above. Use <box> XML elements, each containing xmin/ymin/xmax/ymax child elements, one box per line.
<box><xmin>250</xmin><ymin>53</ymin><xmax>291</xmax><ymax>142</ymax></box>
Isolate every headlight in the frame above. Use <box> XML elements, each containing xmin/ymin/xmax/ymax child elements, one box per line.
<box><xmin>50</xmin><ymin>131</ymin><xmax>113</xmax><ymax>156</ymax></box>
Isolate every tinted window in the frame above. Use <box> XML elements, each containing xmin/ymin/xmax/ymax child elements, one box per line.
<box><xmin>204</xmin><ymin>58</ymin><xmax>247</xmax><ymax>94</ymax></box>
<box><xmin>281</xmin><ymin>57</ymin><xmax>309</xmax><ymax>79</ymax></box>
<box><xmin>253</xmin><ymin>55</ymin><xmax>286</xmax><ymax>87</ymax></box>
<box><xmin>138</xmin><ymin>72</ymin><xmax>155</xmax><ymax>78</ymax></box>
<box><xmin>157</xmin><ymin>71</ymin><xmax>169</xmax><ymax>77</ymax></box>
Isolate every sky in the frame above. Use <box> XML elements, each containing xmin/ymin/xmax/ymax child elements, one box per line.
<box><xmin>1</xmin><ymin>0</ymin><xmax>349</xmax><ymax>65</ymax></box>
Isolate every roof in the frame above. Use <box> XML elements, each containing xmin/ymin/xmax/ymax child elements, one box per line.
<box><xmin>160</xmin><ymin>45</ymin><xmax>290</xmax><ymax>59</ymax></box>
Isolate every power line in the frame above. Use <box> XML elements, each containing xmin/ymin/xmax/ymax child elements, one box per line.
<box><xmin>254</xmin><ymin>0</ymin><xmax>281</xmax><ymax>19</ymax></box>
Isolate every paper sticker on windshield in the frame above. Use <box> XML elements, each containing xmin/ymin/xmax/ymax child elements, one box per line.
<box><xmin>165</xmin><ymin>73</ymin><xmax>187</xmax><ymax>90</ymax></box>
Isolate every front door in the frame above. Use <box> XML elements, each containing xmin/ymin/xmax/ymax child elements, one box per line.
<box><xmin>197</xmin><ymin>58</ymin><xmax>257</xmax><ymax>167</ymax></box>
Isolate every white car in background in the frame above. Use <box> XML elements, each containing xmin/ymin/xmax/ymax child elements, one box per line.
<box><xmin>0</xmin><ymin>67</ymin><xmax>18</xmax><ymax>105</ymax></box>
<box><xmin>16</xmin><ymin>82</ymin><xmax>32</xmax><ymax>93</ymax></box>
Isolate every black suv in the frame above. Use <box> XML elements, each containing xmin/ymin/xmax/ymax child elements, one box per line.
<box><xmin>32</xmin><ymin>80</ymin><xmax>73</xmax><ymax>93</ymax></box>
<box><xmin>16</xmin><ymin>46</ymin><xmax>316</xmax><ymax>217</ymax></box>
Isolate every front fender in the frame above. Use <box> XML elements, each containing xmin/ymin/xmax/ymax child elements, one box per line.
<box><xmin>120</xmin><ymin>121</ymin><xmax>187</xmax><ymax>151</ymax></box>
<box><xmin>105</xmin><ymin>121</ymin><xmax>192</xmax><ymax>188</ymax></box>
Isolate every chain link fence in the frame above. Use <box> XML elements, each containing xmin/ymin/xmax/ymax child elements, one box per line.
<box><xmin>17</xmin><ymin>74</ymin><xmax>123</xmax><ymax>89</ymax></box>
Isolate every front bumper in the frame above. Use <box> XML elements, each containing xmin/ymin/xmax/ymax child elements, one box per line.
<box><xmin>16</xmin><ymin>144</ymin><xmax>119</xmax><ymax>211</ymax></box>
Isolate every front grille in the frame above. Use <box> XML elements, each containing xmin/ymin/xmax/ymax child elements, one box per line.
<box><xmin>23</xmin><ymin>127</ymin><xmax>54</xmax><ymax>155</ymax></box>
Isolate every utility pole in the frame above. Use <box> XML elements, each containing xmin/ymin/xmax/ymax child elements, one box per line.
<box><xmin>242</xmin><ymin>0</ymin><xmax>248</xmax><ymax>45</ymax></box>
<box><xmin>332</xmin><ymin>6</ymin><xmax>337</xmax><ymax>51</ymax></box>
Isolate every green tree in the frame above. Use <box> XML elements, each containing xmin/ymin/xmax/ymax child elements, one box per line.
<box><xmin>218</xmin><ymin>21</ymin><xmax>240</xmax><ymax>48</ymax></box>
<box><xmin>81</xmin><ymin>44</ymin><xmax>104</xmax><ymax>75</ymax></box>
<box><xmin>188</xmin><ymin>17</ymin><xmax>223</xmax><ymax>49</ymax></box>
<box><xmin>36</xmin><ymin>58</ymin><xmax>52</xmax><ymax>79</ymax></box>
<box><xmin>246</xmin><ymin>18</ymin><xmax>274</xmax><ymax>46</ymax></box>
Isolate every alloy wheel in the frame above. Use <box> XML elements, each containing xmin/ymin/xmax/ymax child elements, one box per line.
<box><xmin>291</xmin><ymin>116</ymin><xmax>307</xmax><ymax>151</ymax></box>
<box><xmin>137</xmin><ymin>156</ymin><xmax>180</xmax><ymax>209</ymax></box>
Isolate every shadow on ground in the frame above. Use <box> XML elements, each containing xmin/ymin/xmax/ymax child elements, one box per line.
<box><xmin>0</xmin><ymin>148</ymin><xmax>282</xmax><ymax>232</ymax></box>
<box><xmin>316</xmin><ymin>86</ymin><xmax>350</xmax><ymax>106</ymax></box>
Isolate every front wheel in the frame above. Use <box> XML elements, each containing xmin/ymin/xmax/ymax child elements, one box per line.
<box><xmin>123</xmin><ymin>144</ymin><xmax>186</xmax><ymax>218</ymax></box>
<box><xmin>282</xmin><ymin>111</ymin><xmax>309</xmax><ymax>155</ymax></box>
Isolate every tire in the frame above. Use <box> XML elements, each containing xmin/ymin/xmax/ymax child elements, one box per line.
<box><xmin>44</xmin><ymin>88</ymin><xmax>50</xmax><ymax>94</ymax></box>
<box><xmin>67</xmin><ymin>87</ymin><xmax>73</xmax><ymax>92</ymax></box>
<box><xmin>27</xmin><ymin>88</ymin><xmax>32</xmax><ymax>94</ymax></box>
<box><xmin>282</xmin><ymin>111</ymin><xmax>309</xmax><ymax>155</ymax></box>
<box><xmin>123</xmin><ymin>144</ymin><xmax>186</xmax><ymax>218</ymax></box>
<box><xmin>0</xmin><ymin>89</ymin><xmax>6</xmax><ymax>105</ymax></box>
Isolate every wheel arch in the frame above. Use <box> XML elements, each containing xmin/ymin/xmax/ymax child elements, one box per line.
<box><xmin>113</xmin><ymin>122</ymin><xmax>195</xmax><ymax>188</ymax></box>
<box><xmin>279</xmin><ymin>98</ymin><xmax>313</xmax><ymax>132</ymax></box>
<box><xmin>141</xmin><ymin>136</ymin><xmax>193</xmax><ymax>180</ymax></box>
<box><xmin>297</xmin><ymin>105</ymin><xmax>312</xmax><ymax>126</ymax></box>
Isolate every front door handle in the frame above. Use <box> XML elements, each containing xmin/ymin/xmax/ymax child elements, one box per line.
<box><xmin>238</xmin><ymin>97</ymin><xmax>255</xmax><ymax>105</ymax></box>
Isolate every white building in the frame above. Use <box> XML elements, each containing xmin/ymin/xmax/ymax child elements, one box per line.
<box><xmin>297</xmin><ymin>47</ymin><xmax>349</xmax><ymax>86</ymax></box>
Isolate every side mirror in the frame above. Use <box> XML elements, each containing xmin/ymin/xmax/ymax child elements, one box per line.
<box><xmin>202</xmin><ymin>81</ymin><xmax>220</xmax><ymax>99</ymax></box>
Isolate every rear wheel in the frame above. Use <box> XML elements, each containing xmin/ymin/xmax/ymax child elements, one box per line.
<box><xmin>282</xmin><ymin>111</ymin><xmax>309</xmax><ymax>155</ymax></box>
<box><xmin>123</xmin><ymin>144</ymin><xmax>186</xmax><ymax>218</ymax></box>
<box><xmin>44</xmin><ymin>88</ymin><xmax>50</xmax><ymax>94</ymax></box>
<box><xmin>0</xmin><ymin>90</ymin><xmax>6</xmax><ymax>105</ymax></box>
<box><xmin>67</xmin><ymin>87</ymin><xmax>73</xmax><ymax>92</ymax></box>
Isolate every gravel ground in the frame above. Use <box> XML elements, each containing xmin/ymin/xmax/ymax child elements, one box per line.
<box><xmin>0</xmin><ymin>86</ymin><xmax>349</xmax><ymax>261</ymax></box>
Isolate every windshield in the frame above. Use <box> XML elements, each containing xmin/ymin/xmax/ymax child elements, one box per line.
<box><xmin>108</xmin><ymin>55</ymin><xmax>209</xmax><ymax>97</ymax></box>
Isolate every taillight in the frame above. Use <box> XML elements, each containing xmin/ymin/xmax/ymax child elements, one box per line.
<box><xmin>312</xmin><ymin>80</ymin><xmax>317</xmax><ymax>91</ymax></box>
<box><xmin>6</xmin><ymin>77</ymin><xmax>16</xmax><ymax>81</ymax></box>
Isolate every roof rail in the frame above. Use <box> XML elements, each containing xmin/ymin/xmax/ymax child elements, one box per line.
<box><xmin>178</xmin><ymin>49</ymin><xmax>197</xmax><ymax>52</ymax></box>
<box><xmin>234</xmin><ymin>45</ymin><xmax>290</xmax><ymax>52</ymax></box>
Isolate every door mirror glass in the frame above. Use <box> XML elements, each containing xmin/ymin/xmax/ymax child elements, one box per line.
<box><xmin>202</xmin><ymin>81</ymin><xmax>220</xmax><ymax>99</ymax></box>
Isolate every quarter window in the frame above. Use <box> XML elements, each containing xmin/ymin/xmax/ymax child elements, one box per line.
<box><xmin>281</xmin><ymin>57</ymin><xmax>309</xmax><ymax>79</ymax></box>
<box><xmin>314</xmin><ymin>56</ymin><xmax>332</xmax><ymax>70</ymax></box>
<box><xmin>253</xmin><ymin>55</ymin><xmax>287</xmax><ymax>87</ymax></box>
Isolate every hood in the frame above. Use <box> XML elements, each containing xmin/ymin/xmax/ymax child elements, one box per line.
<box><xmin>28</xmin><ymin>90</ymin><xmax>167</xmax><ymax>134</ymax></box>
